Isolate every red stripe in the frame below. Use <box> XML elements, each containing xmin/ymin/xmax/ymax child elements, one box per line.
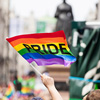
<box><xmin>10</xmin><ymin>37</ymin><xmax>65</xmax><ymax>47</ymax></box>
<box><xmin>6</xmin><ymin>30</ymin><xmax>66</xmax><ymax>42</ymax></box>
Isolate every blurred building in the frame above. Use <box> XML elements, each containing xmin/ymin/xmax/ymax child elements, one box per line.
<box><xmin>37</xmin><ymin>15</ymin><xmax>57</xmax><ymax>33</ymax></box>
<box><xmin>9</xmin><ymin>12</ymin><xmax>24</xmax><ymax>37</ymax></box>
<box><xmin>97</xmin><ymin>0</ymin><xmax>100</xmax><ymax>20</ymax></box>
<box><xmin>0</xmin><ymin>0</ymin><xmax>9</xmax><ymax>84</ymax></box>
<box><xmin>86</xmin><ymin>0</ymin><xmax>100</xmax><ymax>21</ymax></box>
<box><xmin>23</xmin><ymin>12</ymin><xmax>36</xmax><ymax>34</ymax></box>
<box><xmin>86</xmin><ymin>9</ymin><xmax>97</xmax><ymax>21</ymax></box>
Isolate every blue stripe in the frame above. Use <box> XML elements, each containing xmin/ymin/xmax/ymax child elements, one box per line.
<box><xmin>69</xmin><ymin>76</ymin><xmax>100</xmax><ymax>83</ymax></box>
<box><xmin>22</xmin><ymin>53</ymin><xmax>76</xmax><ymax>61</ymax></box>
<box><xmin>20</xmin><ymin>92</ymin><xmax>33</xmax><ymax>96</ymax></box>
<box><xmin>6</xmin><ymin>91</ymin><xmax>14</xmax><ymax>98</ymax></box>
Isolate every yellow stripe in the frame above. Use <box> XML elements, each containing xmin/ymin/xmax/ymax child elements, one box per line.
<box><xmin>14</xmin><ymin>43</ymin><xmax>69</xmax><ymax>51</ymax></box>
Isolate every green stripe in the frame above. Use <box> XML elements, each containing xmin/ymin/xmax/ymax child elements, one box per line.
<box><xmin>70</xmin><ymin>98</ymin><xmax>82</xmax><ymax>100</ymax></box>
<box><xmin>18</xmin><ymin>48</ymin><xmax>72</xmax><ymax>56</ymax></box>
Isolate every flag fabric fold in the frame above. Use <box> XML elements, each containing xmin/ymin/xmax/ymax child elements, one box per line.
<box><xmin>6</xmin><ymin>30</ymin><xmax>76</xmax><ymax>66</ymax></box>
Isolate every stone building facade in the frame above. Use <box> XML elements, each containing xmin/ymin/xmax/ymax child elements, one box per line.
<box><xmin>0</xmin><ymin>0</ymin><xmax>9</xmax><ymax>84</ymax></box>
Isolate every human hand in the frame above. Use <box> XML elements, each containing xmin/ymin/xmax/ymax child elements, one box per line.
<box><xmin>83</xmin><ymin>95</ymin><xmax>87</xmax><ymax>100</ymax></box>
<box><xmin>41</xmin><ymin>74</ymin><xmax>55</xmax><ymax>89</ymax></box>
<box><xmin>41</xmin><ymin>74</ymin><xmax>63</xmax><ymax>100</ymax></box>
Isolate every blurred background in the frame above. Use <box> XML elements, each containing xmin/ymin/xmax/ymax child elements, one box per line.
<box><xmin>0</xmin><ymin>0</ymin><xmax>100</xmax><ymax>100</ymax></box>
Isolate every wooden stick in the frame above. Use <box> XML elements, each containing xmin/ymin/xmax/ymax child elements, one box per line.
<box><xmin>30</xmin><ymin>61</ymin><xmax>42</xmax><ymax>76</ymax></box>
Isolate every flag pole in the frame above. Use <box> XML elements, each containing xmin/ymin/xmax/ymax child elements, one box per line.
<box><xmin>30</xmin><ymin>61</ymin><xmax>42</xmax><ymax>76</ymax></box>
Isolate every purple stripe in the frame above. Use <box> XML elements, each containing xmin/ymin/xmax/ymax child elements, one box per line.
<box><xmin>27</xmin><ymin>58</ymin><xmax>76</xmax><ymax>67</ymax></box>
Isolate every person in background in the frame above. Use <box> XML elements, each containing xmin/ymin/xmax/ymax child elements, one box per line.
<box><xmin>32</xmin><ymin>74</ymin><xmax>63</xmax><ymax>100</ymax></box>
<box><xmin>13</xmin><ymin>75</ymin><xmax>22</xmax><ymax>91</ymax></box>
<box><xmin>83</xmin><ymin>89</ymin><xmax>100</xmax><ymax>100</ymax></box>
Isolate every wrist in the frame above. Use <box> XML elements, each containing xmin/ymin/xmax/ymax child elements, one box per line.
<box><xmin>47</xmin><ymin>85</ymin><xmax>56</xmax><ymax>90</ymax></box>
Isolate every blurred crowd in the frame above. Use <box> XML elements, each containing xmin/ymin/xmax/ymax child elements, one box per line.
<box><xmin>0</xmin><ymin>71</ymin><xmax>52</xmax><ymax>100</ymax></box>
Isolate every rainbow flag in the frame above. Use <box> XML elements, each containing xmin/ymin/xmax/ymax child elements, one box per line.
<box><xmin>20</xmin><ymin>87</ymin><xmax>32</xmax><ymax>96</ymax></box>
<box><xmin>6</xmin><ymin>30</ymin><xmax>76</xmax><ymax>66</ymax></box>
<box><xmin>5</xmin><ymin>82</ymin><xmax>14</xmax><ymax>100</ymax></box>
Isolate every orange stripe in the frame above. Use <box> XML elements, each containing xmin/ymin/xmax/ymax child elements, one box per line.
<box><xmin>10</xmin><ymin>37</ymin><xmax>65</xmax><ymax>47</ymax></box>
